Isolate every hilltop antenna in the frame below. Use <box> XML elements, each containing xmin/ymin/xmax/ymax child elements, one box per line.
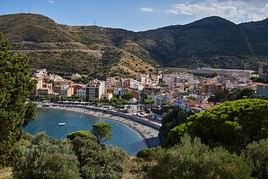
<box><xmin>94</xmin><ymin>20</ymin><xmax>96</xmax><ymax>26</ymax></box>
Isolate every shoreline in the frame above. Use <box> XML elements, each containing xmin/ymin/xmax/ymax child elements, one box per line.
<box><xmin>41</xmin><ymin>105</ymin><xmax>160</xmax><ymax>148</ymax></box>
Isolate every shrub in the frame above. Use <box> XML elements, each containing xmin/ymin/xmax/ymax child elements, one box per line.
<box><xmin>149</xmin><ymin>134</ymin><xmax>252</xmax><ymax>179</ymax></box>
<box><xmin>12</xmin><ymin>133</ymin><xmax>81</xmax><ymax>179</ymax></box>
<box><xmin>136</xmin><ymin>147</ymin><xmax>161</xmax><ymax>161</ymax></box>
<box><xmin>71</xmin><ymin>137</ymin><xmax>127</xmax><ymax>179</ymax></box>
<box><xmin>243</xmin><ymin>139</ymin><xmax>268</xmax><ymax>179</ymax></box>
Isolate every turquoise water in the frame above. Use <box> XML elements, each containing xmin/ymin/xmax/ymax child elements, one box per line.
<box><xmin>25</xmin><ymin>108</ymin><xmax>147</xmax><ymax>155</ymax></box>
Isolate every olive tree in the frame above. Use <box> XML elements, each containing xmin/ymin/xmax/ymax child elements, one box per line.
<box><xmin>150</xmin><ymin>134</ymin><xmax>252</xmax><ymax>179</ymax></box>
<box><xmin>12</xmin><ymin>134</ymin><xmax>81</xmax><ymax>179</ymax></box>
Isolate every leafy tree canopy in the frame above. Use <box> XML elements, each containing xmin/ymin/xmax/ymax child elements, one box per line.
<box><xmin>159</xmin><ymin>108</ymin><xmax>191</xmax><ymax>146</ymax></box>
<box><xmin>168</xmin><ymin>99</ymin><xmax>268</xmax><ymax>152</ymax></box>
<box><xmin>93</xmin><ymin>122</ymin><xmax>112</xmax><ymax>144</ymax></box>
<box><xmin>67</xmin><ymin>130</ymin><xmax>96</xmax><ymax>141</ymax></box>
<box><xmin>0</xmin><ymin>33</ymin><xmax>36</xmax><ymax>166</ymax></box>
<box><xmin>121</xmin><ymin>92</ymin><xmax>134</xmax><ymax>101</ymax></box>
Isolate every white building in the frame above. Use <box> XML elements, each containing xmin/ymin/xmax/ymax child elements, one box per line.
<box><xmin>86</xmin><ymin>79</ymin><xmax>106</xmax><ymax>100</ymax></box>
<box><xmin>71</xmin><ymin>73</ymin><xmax>82</xmax><ymax>80</ymax></box>
<box><xmin>131</xmin><ymin>82</ymin><xmax>144</xmax><ymax>91</ymax></box>
<box><xmin>34</xmin><ymin>69</ymin><xmax>47</xmax><ymax>78</ymax></box>
<box><xmin>48</xmin><ymin>74</ymin><xmax>63</xmax><ymax>82</ymax></box>
<box><xmin>76</xmin><ymin>89</ymin><xmax>86</xmax><ymax>99</ymax></box>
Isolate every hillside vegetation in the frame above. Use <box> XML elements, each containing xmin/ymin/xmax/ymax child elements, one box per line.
<box><xmin>1</xmin><ymin>13</ymin><xmax>268</xmax><ymax>76</ymax></box>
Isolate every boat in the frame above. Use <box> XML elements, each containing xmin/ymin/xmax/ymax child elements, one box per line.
<box><xmin>58</xmin><ymin>122</ymin><xmax>66</xmax><ymax>126</ymax></box>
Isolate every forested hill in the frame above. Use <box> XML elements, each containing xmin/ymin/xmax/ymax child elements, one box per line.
<box><xmin>0</xmin><ymin>13</ymin><xmax>268</xmax><ymax>76</ymax></box>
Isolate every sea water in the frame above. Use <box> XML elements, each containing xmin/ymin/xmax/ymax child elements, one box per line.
<box><xmin>25</xmin><ymin>108</ymin><xmax>147</xmax><ymax>155</ymax></box>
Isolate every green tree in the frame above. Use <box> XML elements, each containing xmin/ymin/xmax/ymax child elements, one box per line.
<box><xmin>0</xmin><ymin>34</ymin><xmax>36</xmax><ymax>166</ymax></box>
<box><xmin>93</xmin><ymin>123</ymin><xmax>112</xmax><ymax>144</ymax></box>
<box><xmin>67</xmin><ymin>130</ymin><xmax>97</xmax><ymax>141</ymax></box>
<box><xmin>243</xmin><ymin>139</ymin><xmax>268</xmax><ymax>179</ymax></box>
<box><xmin>109</xmin><ymin>97</ymin><xmax>124</xmax><ymax>107</ymax></box>
<box><xmin>149</xmin><ymin>134</ymin><xmax>252</xmax><ymax>179</ymax></box>
<box><xmin>144</xmin><ymin>98</ymin><xmax>154</xmax><ymax>105</ymax></box>
<box><xmin>208</xmin><ymin>89</ymin><xmax>237</xmax><ymax>103</ymax></box>
<box><xmin>237</xmin><ymin>88</ymin><xmax>255</xmax><ymax>99</ymax></box>
<box><xmin>69</xmin><ymin>133</ymin><xmax>127</xmax><ymax>179</ymax></box>
<box><xmin>159</xmin><ymin>108</ymin><xmax>190</xmax><ymax>146</ymax></box>
<box><xmin>169</xmin><ymin>99</ymin><xmax>268</xmax><ymax>152</ymax></box>
<box><xmin>12</xmin><ymin>134</ymin><xmax>81</xmax><ymax>179</ymax></box>
<box><xmin>121</xmin><ymin>92</ymin><xmax>133</xmax><ymax>100</ymax></box>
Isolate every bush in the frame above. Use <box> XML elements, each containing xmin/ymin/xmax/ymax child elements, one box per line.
<box><xmin>71</xmin><ymin>137</ymin><xmax>127</xmax><ymax>179</ymax></box>
<box><xmin>149</xmin><ymin>134</ymin><xmax>252</xmax><ymax>179</ymax></box>
<box><xmin>12</xmin><ymin>133</ymin><xmax>81</xmax><ymax>179</ymax></box>
<box><xmin>136</xmin><ymin>147</ymin><xmax>160</xmax><ymax>161</ymax></box>
<box><xmin>243</xmin><ymin>139</ymin><xmax>268</xmax><ymax>179</ymax></box>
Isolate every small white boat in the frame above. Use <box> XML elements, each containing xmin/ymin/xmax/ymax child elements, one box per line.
<box><xmin>58</xmin><ymin>122</ymin><xmax>66</xmax><ymax>126</ymax></box>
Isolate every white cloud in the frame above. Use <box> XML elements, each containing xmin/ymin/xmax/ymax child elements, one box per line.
<box><xmin>140</xmin><ymin>7</ymin><xmax>154</xmax><ymax>13</ymax></box>
<box><xmin>167</xmin><ymin>0</ymin><xmax>268</xmax><ymax>23</ymax></box>
<box><xmin>48</xmin><ymin>0</ymin><xmax>55</xmax><ymax>4</ymax></box>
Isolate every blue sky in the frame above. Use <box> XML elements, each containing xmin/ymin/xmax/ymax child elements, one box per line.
<box><xmin>1</xmin><ymin>0</ymin><xmax>268</xmax><ymax>31</ymax></box>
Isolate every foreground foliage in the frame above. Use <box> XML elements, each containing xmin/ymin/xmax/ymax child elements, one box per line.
<box><xmin>243</xmin><ymin>139</ymin><xmax>268</xmax><ymax>179</ymax></box>
<box><xmin>13</xmin><ymin>134</ymin><xmax>81</xmax><ymax>179</ymax></box>
<box><xmin>12</xmin><ymin>132</ymin><xmax>127</xmax><ymax>179</ymax></box>
<box><xmin>69</xmin><ymin>132</ymin><xmax>127</xmax><ymax>179</ymax></box>
<box><xmin>159</xmin><ymin>108</ymin><xmax>190</xmax><ymax>146</ymax></box>
<box><xmin>0</xmin><ymin>33</ymin><xmax>36</xmax><ymax>167</ymax></box>
<box><xmin>168</xmin><ymin>99</ymin><xmax>268</xmax><ymax>152</ymax></box>
<box><xmin>149</xmin><ymin>135</ymin><xmax>252</xmax><ymax>179</ymax></box>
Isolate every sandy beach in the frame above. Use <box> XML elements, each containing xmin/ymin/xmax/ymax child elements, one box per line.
<box><xmin>42</xmin><ymin>105</ymin><xmax>160</xmax><ymax>147</ymax></box>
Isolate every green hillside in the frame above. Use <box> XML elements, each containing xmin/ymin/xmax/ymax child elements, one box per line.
<box><xmin>1</xmin><ymin>13</ymin><xmax>268</xmax><ymax>75</ymax></box>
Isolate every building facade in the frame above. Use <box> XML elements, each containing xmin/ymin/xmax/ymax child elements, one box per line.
<box><xmin>85</xmin><ymin>80</ymin><xmax>105</xmax><ymax>100</ymax></box>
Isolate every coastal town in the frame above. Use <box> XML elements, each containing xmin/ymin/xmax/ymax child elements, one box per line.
<box><xmin>2</xmin><ymin>1</ymin><xmax>268</xmax><ymax>178</ymax></box>
<box><xmin>33</xmin><ymin>65</ymin><xmax>268</xmax><ymax>126</ymax></box>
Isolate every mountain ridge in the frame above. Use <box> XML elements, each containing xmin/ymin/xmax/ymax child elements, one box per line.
<box><xmin>1</xmin><ymin>13</ymin><xmax>268</xmax><ymax>76</ymax></box>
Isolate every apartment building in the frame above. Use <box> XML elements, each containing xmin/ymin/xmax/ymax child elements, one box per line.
<box><xmin>85</xmin><ymin>79</ymin><xmax>105</xmax><ymax>100</ymax></box>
